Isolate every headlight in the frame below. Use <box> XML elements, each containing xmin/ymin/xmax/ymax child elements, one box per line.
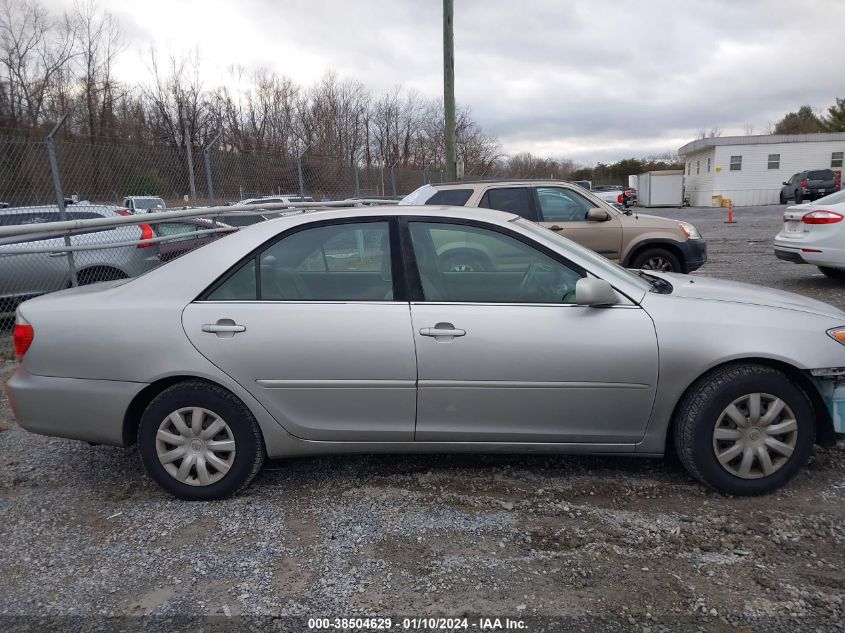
<box><xmin>679</xmin><ymin>222</ymin><xmax>701</xmax><ymax>240</ymax></box>
<box><xmin>828</xmin><ymin>327</ymin><xmax>845</xmax><ymax>345</ymax></box>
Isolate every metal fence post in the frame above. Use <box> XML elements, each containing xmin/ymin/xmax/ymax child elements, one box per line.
<box><xmin>422</xmin><ymin>166</ymin><xmax>428</xmax><ymax>185</ymax></box>
<box><xmin>390</xmin><ymin>160</ymin><xmax>398</xmax><ymax>198</ymax></box>
<box><xmin>297</xmin><ymin>145</ymin><xmax>310</xmax><ymax>200</ymax></box>
<box><xmin>204</xmin><ymin>131</ymin><xmax>222</xmax><ymax>205</ymax></box>
<box><xmin>353</xmin><ymin>162</ymin><xmax>360</xmax><ymax>198</ymax></box>
<box><xmin>46</xmin><ymin>114</ymin><xmax>78</xmax><ymax>287</ymax></box>
<box><xmin>181</xmin><ymin>106</ymin><xmax>197</xmax><ymax>200</ymax></box>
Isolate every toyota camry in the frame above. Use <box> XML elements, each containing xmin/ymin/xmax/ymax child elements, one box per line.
<box><xmin>6</xmin><ymin>206</ymin><xmax>845</xmax><ymax>499</ymax></box>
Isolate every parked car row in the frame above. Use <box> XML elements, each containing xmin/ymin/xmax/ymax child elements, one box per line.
<box><xmin>0</xmin><ymin>203</ymin><xmax>232</xmax><ymax>317</ymax></box>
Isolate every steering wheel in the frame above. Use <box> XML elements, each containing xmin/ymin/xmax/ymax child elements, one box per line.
<box><xmin>517</xmin><ymin>261</ymin><xmax>541</xmax><ymax>297</ymax></box>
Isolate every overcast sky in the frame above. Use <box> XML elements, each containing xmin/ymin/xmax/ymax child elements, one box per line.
<box><xmin>46</xmin><ymin>0</ymin><xmax>845</xmax><ymax>164</ymax></box>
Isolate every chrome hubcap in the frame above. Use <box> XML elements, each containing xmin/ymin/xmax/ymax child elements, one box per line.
<box><xmin>155</xmin><ymin>407</ymin><xmax>236</xmax><ymax>486</ymax></box>
<box><xmin>712</xmin><ymin>393</ymin><xmax>798</xmax><ymax>479</ymax></box>
<box><xmin>642</xmin><ymin>257</ymin><xmax>672</xmax><ymax>271</ymax></box>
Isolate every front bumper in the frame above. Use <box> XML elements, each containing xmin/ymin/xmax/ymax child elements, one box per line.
<box><xmin>679</xmin><ymin>239</ymin><xmax>707</xmax><ymax>272</ymax></box>
<box><xmin>5</xmin><ymin>367</ymin><xmax>144</xmax><ymax>446</ymax></box>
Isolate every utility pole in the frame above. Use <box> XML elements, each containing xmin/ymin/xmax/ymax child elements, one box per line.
<box><xmin>443</xmin><ymin>0</ymin><xmax>457</xmax><ymax>181</ymax></box>
<box><xmin>181</xmin><ymin>106</ymin><xmax>197</xmax><ymax>200</ymax></box>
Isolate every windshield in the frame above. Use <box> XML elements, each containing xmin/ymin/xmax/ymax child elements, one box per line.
<box><xmin>513</xmin><ymin>218</ymin><xmax>652</xmax><ymax>292</ymax></box>
<box><xmin>133</xmin><ymin>197</ymin><xmax>165</xmax><ymax>209</ymax></box>
<box><xmin>399</xmin><ymin>184</ymin><xmax>437</xmax><ymax>205</ymax></box>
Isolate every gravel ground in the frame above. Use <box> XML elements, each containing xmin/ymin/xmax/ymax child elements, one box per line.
<box><xmin>1</xmin><ymin>204</ymin><xmax>844</xmax><ymax>631</ymax></box>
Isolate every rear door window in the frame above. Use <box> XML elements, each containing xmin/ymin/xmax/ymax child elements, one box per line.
<box><xmin>478</xmin><ymin>187</ymin><xmax>535</xmax><ymax>220</ymax></box>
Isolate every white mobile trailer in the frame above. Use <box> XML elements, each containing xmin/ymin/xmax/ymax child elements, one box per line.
<box><xmin>636</xmin><ymin>170</ymin><xmax>683</xmax><ymax>207</ymax></box>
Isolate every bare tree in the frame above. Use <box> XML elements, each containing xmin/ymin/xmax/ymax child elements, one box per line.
<box><xmin>0</xmin><ymin>0</ymin><xmax>77</xmax><ymax>129</ymax></box>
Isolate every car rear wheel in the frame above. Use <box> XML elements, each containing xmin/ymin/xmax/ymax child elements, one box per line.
<box><xmin>674</xmin><ymin>363</ymin><xmax>814</xmax><ymax>495</ymax></box>
<box><xmin>795</xmin><ymin>189</ymin><xmax>803</xmax><ymax>204</ymax></box>
<box><xmin>630</xmin><ymin>247</ymin><xmax>681</xmax><ymax>273</ymax></box>
<box><xmin>138</xmin><ymin>381</ymin><xmax>265</xmax><ymax>500</ymax></box>
<box><xmin>819</xmin><ymin>266</ymin><xmax>845</xmax><ymax>280</ymax></box>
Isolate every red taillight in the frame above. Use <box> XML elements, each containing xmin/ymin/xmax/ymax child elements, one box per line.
<box><xmin>13</xmin><ymin>323</ymin><xmax>34</xmax><ymax>358</ymax></box>
<box><xmin>801</xmin><ymin>179</ymin><xmax>808</xmax><ymax>188</ymax></box>
<box><xmin>617</xmin><ymin>194</ymin><xmax>624</xmax><ymax>204</ymax></box>
<box><xmin>802</xmin><ymin>210</ymin><xmax>844</xmax><ymax>225</ymax></box>
<box><xmin>115</xmin><ymin>208</ymin><xmax>131</xmax><ymax>216</ymax></box>
<box><xmin>137</xmin><ymin>223</ymin><xmax>155</xmax><ymax>248</ymax></box>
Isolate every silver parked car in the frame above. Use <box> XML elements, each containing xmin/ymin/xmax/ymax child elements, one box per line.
<box><xmin>6</xmin><ymin>206</ymin><xmax>845</xmax><ymax>500</ymax></box>
<box><xmin>0</xmin><ymin>205</ymin><xmax>160</xmax><ymax>317</ymax></box>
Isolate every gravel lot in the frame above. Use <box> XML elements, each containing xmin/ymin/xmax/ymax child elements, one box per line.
<box><xmin>1</xmin><ymin>204</ymin><xmax>844</xmax><ymax>631</ymax></box>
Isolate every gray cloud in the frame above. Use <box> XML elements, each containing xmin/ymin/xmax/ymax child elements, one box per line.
<box><xmin>44</xmin><ymin>0</ymin><xmax>845</xmax><ymax>163</ymax></box>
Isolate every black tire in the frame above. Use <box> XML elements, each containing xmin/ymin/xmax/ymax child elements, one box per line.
<box><xmin>439</xmin><ymin>250</ymin><xmax>489</xmax><ymax>272</ymax></box>
<box><xmin>818</xmin><ymin>266</ymin><xmax>845</xmax><ymax>281</ymax></box>
<box><xmin>76</xmin><ymin>267</ymin><xmax>128</xmax><ymax>286</ymax></box>
<box><xmin>795</xmin><ymin>189</ymin><xmax>803</xmax><ymax>204</ymax></box>
<box><xmin>138</xmin><ymin>381</ymin><xmax>265</xmax><ymax>500</ymax></box>
<box><xmin>779</xmin><ymin>191</ymin><xmax>786</xmax><ymax>204</ymax></box>
<box><xmin>629</xmin><ymin>247</ymin><xmax>682</xmax><ymax>273</ymax></box>
<box><xmin>673</xmin><ymin>363</ymin><xmax>814</xmax><ymax>495</ymax></box>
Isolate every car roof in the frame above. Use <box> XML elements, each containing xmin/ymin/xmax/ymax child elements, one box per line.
<box><xmin>425</xmin><ymin>179</ymin><xmax>588</xmax><ymax>190</ymax></box>
<box><xmin>254</xmin><ymin>204</ymin><xmax>519</xmax><ymax>225</ymax></box>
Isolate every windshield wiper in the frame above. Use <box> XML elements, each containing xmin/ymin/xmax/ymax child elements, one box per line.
<box><xmin>636</xmin><ymin>270</ymin><xmax>673</xmax><ymax>294</ymax></box>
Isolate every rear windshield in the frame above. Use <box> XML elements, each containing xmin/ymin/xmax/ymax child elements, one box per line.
<box><xmin>808</xmin><ymin>170</ymin><xmax>834</xmax><ymax>180</ymax></box>
<box><xmin>425</xmin><ymin>189</ymin><xmax>473</xmax><ymax>206</ymax></box>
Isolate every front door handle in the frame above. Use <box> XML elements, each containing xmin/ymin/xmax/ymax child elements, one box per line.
<box><xmin>202</xmin><ymin>319</ymin><xmax>246</xmax><ymax>338</ymax></box>
<box><xmin>420</xmin><ymin>322</ymin><xmax>466</xmax><ymax>340</ymax></box>
<box><xmin>549</xmin><ymin>225</ymin><xmax>564</xmax><ymax>232</ymax></box>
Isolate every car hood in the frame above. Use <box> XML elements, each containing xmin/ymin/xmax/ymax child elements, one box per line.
<box><xmin>617</xmin><ymin>212</ymin><xmax>680</xmax><ymax>228</ymax></box>
<box><xmin>649</xmin><ymin>272</ymin><xmax>845</xmax><ymax>319</ymax></box>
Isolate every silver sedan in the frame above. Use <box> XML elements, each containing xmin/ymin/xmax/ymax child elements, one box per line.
<box><xmin>6</xmin><ymin>206</ymin><xmax>845</xmax><ymax>500</ymax></box>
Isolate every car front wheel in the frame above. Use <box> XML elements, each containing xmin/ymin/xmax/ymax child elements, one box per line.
<box><xmin>674</xmin><ymin>363</ymin><xmax>814</xmax><ymax>495</ymax></box>
<box><xmin>138</xmin><ymin>381</ymin><xmax>265</xmax><ymax>500</ymax></box>
<box><xmin>630</xmin><ymin>247</ymin><xmax>682</xmax><ymax>273</ymax></box>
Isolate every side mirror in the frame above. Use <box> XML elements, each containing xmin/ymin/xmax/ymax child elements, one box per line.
<box><xmin>586</xmin><ymin>208</ymin><xmax>610</xmax><ymax>222</ymax></box>
<box><xmin>782</xmin><ymin>182</ymin><xmax>788</xmax><ymax>186</ymax></box>
<box><xmin>576</xmin><ymin>278</ymin><xmax>619</xmax><ymax>307</ymax></box>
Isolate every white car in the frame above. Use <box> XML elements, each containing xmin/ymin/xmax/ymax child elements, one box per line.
<box><xmin>774</xmin><ymin>189</ymin><xmax>845</xmax><ymax>279</ymax></box>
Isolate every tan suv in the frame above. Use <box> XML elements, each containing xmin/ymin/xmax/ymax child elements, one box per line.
<box><xmin>399</xmin><ymin>180</ymin><xmax>706</xmax><ymax>273</ymax></box>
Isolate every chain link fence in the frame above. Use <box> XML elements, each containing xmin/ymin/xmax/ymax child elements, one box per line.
<box><xmin>1</xmin><ymin>124</ymin><xmax>425</xmax><ymax>349</ymax></box>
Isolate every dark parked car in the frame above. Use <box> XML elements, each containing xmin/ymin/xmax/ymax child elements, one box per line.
<box><xmin>780</xmin><ymin>169</ymin><xmax>839</xmax><ymax>204</ymax></box>
<box><xmin>153</xmin><ymin>218</ymin><xmax>234</xmax><ymax>262</ymax></box>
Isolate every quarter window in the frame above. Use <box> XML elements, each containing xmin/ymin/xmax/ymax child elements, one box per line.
<box><xmin>768</xmin><ymin>154</ymin><xmax>780</xmax><ymax>169</ymax></box>
<box><xmin>730</xmin><ymin>155</ymin><xmax>742</xmax><ymax>171</ymax></box>
<box><xmin>205</xmin><ymin>221</ymin><xmax>394</xmax><ymax>302</ymax></box>
<box><xmin>478</xmin><ymin>187</ymin><xmax>534</xmax><ymax>220</ymax></box>
<box><xmin>833</xmin><ymin>152</ymin><xmax>844</xmax><ymax>168</ymax></box>
<box><xmin>535</xmin><ymin>187</ymin><xmax>594</xmax><ymax>222</ymax></box>
<box><xmin>408</xmin><ymin>221</ymin><xmax>583</xmax><ymax>304</ymax></box>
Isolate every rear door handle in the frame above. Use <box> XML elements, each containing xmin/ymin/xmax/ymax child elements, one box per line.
<box><xmin>549</xmin><ymin>225</ymin><xmax>564</xmax><ymax>232</ymax></box>
<box><xmin>202</xmin><ymin>319</ymin><xmax>246</xmax><ymax>338</ymax></box>
<box><xmin>420</xmin><ymin>322</ymin><xmax>466</xmax><ymax>339</ymax></box>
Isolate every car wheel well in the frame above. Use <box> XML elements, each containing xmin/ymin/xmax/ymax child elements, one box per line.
<box><xmin>665</xmin><ymin>358</ymin><xmax>835</xmax><ymax>457</ymax></box>
<box><xmin>122</xmin><ymin>376</ymin><xmax>233</xmax><ymax>446</ymax></box>
<box><xmin>626</xmin><ymin>241</ymin><xmax>686</xmax><ymax>272</ymax></box>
